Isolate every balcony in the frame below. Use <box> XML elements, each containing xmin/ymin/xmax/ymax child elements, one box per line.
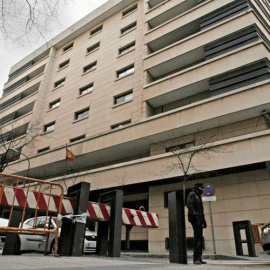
<box><xmin>0</xmin><ymin>123</ymin><xmax>29</xmax><ymax>144</ymax></box>
<box><xmin>144</xmin><ymin>11</ymin><xmax>266</xmax><ymax>70</ymax></box>
<box><xmin>3</xmin><ymin>64</ymin><xmax>46</xmax><ymax>96</ymax></box>
<box><xmin>146</xmin><ymin>0</ymin><xmax>198</xmax><ymax>29</ymax></box>
<box><xmin>145</xmin><ymin>0</ymin><xmax>247</xmax><ymax>54</ymax></box>
<box><xmin>145</xmin><ymin>22</ymin><xmax>265</xmax><ymax>83</ymax></box>
<box><xmin>143</xmin><ymin>43</ymin><xmax>270</xmax><ymax>114</ymax></box>
<box><xmin>7</xmin><ymin>49</ymin><xmax>49</xmax><ymax>82</ymax></box>
<box><xmin>0</xmin><ymin>102</ymin><xmax>35</xmax><ymax>128</ymax></box>
<box><xmin>0</xmin><ymin>82</ymin><xmax>40</xmax><ymax>112</ymax></box>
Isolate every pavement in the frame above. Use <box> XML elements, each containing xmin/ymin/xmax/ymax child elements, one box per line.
<box><xmin>0</xmin><ymin>252</ymin><xmax>270</xmax><ymax>270</ymax></box>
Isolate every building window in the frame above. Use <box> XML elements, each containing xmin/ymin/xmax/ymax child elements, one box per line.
<box><xmin>54</xmin><ymin>78</ymin><xmax>65</xmax><ymax>88</ymax></box>
<box><xmin>122</xmin><ymin>4</ymin><xmax>137</xmax><ymax>17</ymax></box>
<box><xmin>119</xmin><ymin>42</ymin><xmax>135</xmax><ymax>56</ymax></box>
<box><xmin>90</xmin><ymin>25</ymin><xmax>103</xmax><ymax>36</ymax></box>
<box><xmin>166</xmin><ymin>142</ymin><xmax>195</xmax><ymax>152</ymax></box>
<box><xmin>63</xmin><ymin>42</ymin><xmax>74</xmax><ymax>52</ymax></box>
<box><xmin>79</xmin><ymin>83</ymin><xmax>93</xmax><ymax>96</ymax></box>
<box><xmin>38</xmin><ymin>147</ymin><xmax>50</xmax><ymax>153</ymax></box>
<box><xmin>83</xmin><ymin>62</ymin><xmax>97</xmax><ymax>74</ymax></box>
<box><xmin>44</xmin><ymin>122</ymin><xmax>55</xmax><ymax>132</ymax></box>
<box><xmin>117</xmin><ymin>65</ymin><xmax>134</xmax><ymax>79</ymax></box>
<box><xmin>49</xmin><ymin>99</ymin><xmax>61</xmax><ymax>109</ymax></box>
<box><xmin>121</xmin><ymin>22</ymin><xmax>136</xmax><ymax>35</ymax></box>
<box><xmin>111</xmin><ymin>120</ymin><xmax>131</xmax><ymax>130</ymax></box>
<box><xmin>70</xmin><ymin>135</ymin><xmax>86</xmax><ymax>142</ymax></box>
<box><xmin>59</xmin><ymin>59</ymin><xmax>70</xmax><ymax>69</ymax></box>
<box><xmin>114</xmin><ymin>91</ymin><xmax>133</xmax><ymax>105</ymax></box>
<box><xmin>87</xmin><ymin>42</ymin><xmax>100</xmax><ymax>54</ymax></box>
<box><xmin>75</xmin><ymin>108</ymin><xmax>89</xmax><ymax>121</ymax></box>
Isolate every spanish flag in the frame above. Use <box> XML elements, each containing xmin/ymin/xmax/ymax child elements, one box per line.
<box><xmin>66</xmin><ymin>148</ymin><xmax>75</xmax><ymax>161</ymax></box>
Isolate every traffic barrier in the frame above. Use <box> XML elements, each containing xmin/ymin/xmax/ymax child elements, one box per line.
<box><xmin>0</xmin><ymin>173</ymin><xmax>159</xmax><ymax>257</ymax></box>
<box><xmin>0</xmin><ymin>173</ymin><xmax>64</xmax><ymax>255</ymax></box>
<box><xmin>0</xmin><ymin>181</ymin><xmax>159</xmax><ymax>228</ymax></box>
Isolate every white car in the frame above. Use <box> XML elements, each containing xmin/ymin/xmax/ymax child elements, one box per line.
<box><xmin>0</xmin><ymin>216</ymin><xmax>97</xmax><ymax>254</ymax></box>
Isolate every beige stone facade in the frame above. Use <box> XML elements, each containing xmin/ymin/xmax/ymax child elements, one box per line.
<box><xmin>1</xmin><ymin>0</ymin><xmax>270</xmax><ymax>255</ymax></box>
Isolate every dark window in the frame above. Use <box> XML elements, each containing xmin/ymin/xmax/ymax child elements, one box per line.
<box><xmin>59</xmin><ymin>59</ymin><xmax>70</xmax><ymax>69</ymax></box>
<box><xmin>83</xmin><ymin>62</ymin><xmax>97</xmax><ymax>73</ymax></box>
<box><xmin>166</xmin><ymin>142</ymin><xmax>195</xmax><ymax>152</ymax></box>
<box><xmin>79</xmin><ymin>84</ymin><xmax>93</xmax><ymax>95</ymax></box>
<box><xmin>122</xmin><ymin>4</ymin><xmax>137</xmax><ymax>17</ymax></box>
<box><xmin>121</xmin><ymin>22</ymin><xmax>136</xmax><ymax>35</ymax></box>
<box><xmin>75</xmin><ymin>108</ymin><xmax>89</xmax><ymax>120</ymax></box>
<box><xmin>111</xmin><ymin>120</ymin><xmax>131</xmax><ymax>129</ymax></box>
<box><xmin>44</xmin><ymin>122</ymin><xmax>55</xmax><ymax>132</ymax></box>
<box><xmin>63</xmin><ymin>43</ymin><xmax>74</xmax><ymax>52</ymax></box>
<box><xmin>90</xmin><ymin>25</ymin><xmax>103</xmax><ymax>36</ymax></box>
<box><xmin>119</xmin><ymin>42</ymin><xmax>135</xmax><ymax>56</ymax></box>
<box><xmin>54</xmin><ymin>78</ymin><xmax>65</xmax><ymax>88</ymax></box>
<box><xmin>70</xmin><ymin>135</ymin><xmax>86</xmax><ymax>142</ymax></box>
<box><xmin>87</xmin><ymin>42</ymin><xmax>100</xmax><ymax>54</ymax></box>
<box><xmin>117</xmin><ymin>65</ymin><xmax>134</xmax><ymax>78</ymax></box>
<box><xmin>49</xmin><ymin>99</ymin><xmax>60</xmax><ymax>109</ymax></box>
<box><xmin>38</xmin><ymin>147</ymin><xmax>50</xmax><ymax>153</ymax></box>
<box><xmin>114</xmin><ymin>91</ymin><xmax>133</xmax><ymax>105</ymax></box>
<box><xmin>50</xmin><ymin>99</ymin><xmax>60</xmax><ymax>109</ymax></box>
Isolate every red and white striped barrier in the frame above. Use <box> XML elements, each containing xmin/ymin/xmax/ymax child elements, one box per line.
<box><xmin>0</xmin><ymin>186</ymin><xmax>159</xmax><ymax>228</ymax></box>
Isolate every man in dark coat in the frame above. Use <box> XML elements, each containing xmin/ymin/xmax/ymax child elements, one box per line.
<box><xmin>186</xmin><ymin>183</ymin><xmax>207</xmax><ymax>265</ymax></box>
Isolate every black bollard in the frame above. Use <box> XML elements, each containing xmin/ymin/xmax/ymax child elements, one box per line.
<box><xmin>58</xmin><ymin>182</ymin><xmax>90</xmax><ymax>256</ymax></box>
<box><xmin>168</xmin><ymin>191</ymin><xmax>187</xmax><ymax>264</ymax></box>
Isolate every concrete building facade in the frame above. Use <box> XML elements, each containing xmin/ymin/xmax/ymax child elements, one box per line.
<box><xmin>1</xmin><ymin>0</ymin><xmax>270</xmax><ymax>255</ymax></box>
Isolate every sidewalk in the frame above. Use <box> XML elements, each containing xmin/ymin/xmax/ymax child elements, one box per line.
<box><xmin>0</xmin><ymin>253</ymin><xmax>269</xmax><ymax>270</ymax></box>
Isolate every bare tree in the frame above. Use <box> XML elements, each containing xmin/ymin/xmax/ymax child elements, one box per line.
<box><xmin>0</xmin><ymin>0</ymin><xmax>73</xmax><ymax>45</ymax></box>
<box><xmin>152</xmin><ymin>127</ymin><xmax>228</xmax><ymax>202</ymax></box>
<box><xmin>0</xmin><ymin>123</ymin><xmax>39</xmax><ymax>172</ymax></box>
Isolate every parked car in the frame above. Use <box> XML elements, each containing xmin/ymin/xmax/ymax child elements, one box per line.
<box><xmin>0</xmin><ymin>216</ymin><xmax>97</xmax><ymax>254</ymax></box>
<box><xmin>0</xmin><ymin>218</ymin><xmax>9</xmax><ymax>254</ymax></box>
<box><xmin>261</xmin><ymin>222</ymin><xmax>270</xmax><ymax>251</ymax></box>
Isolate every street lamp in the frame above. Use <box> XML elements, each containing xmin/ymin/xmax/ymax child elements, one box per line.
<box><xmin>9</xmin><ymin>148</ymin><xmax>30</xmax><ymax>177</ymax></box>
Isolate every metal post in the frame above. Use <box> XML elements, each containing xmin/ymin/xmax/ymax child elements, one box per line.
<box><xmin>125</xmin><ymin>225</ymin><xmax>133</xmax><ymax>250</ymax></box>
<box><xmin>58</xmin><ymin>182</ymin><xmax>90</xmax><ymax>256</ymax></box>
<box><xmin>96</xmin><ymin>221</ymin><xmax>109</xmax><ymax>256</ymax></box>
<box><xmin>209</xmin><ymin>201</ymin><xmax>216</xmax><ymax>254</ymax></box>
<box><xmin>232</xmin><ymin>220</ymin><xmax>256</xmax><ymax>257</ymax></box>
<box><xmin>98</xmin><ymin>190</ymin><xmax>123</xmax><ymax>257</ymax></box>
<box><xmin>2</xmin><ymin>210</ymin><xmax>23</xmax><ymax>255</ymax></box>
<box><xmin>168</xmin><ymin>191</ymin><xmax>187</xmax><ymax>264</ymax></box>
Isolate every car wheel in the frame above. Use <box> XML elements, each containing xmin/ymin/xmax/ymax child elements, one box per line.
<box><xmin>262</xmin><ymin>243</ymin><xmax>270</xmax><ymax>251</ymax></box>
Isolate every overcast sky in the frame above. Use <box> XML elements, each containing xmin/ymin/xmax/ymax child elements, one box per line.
<box><xmin>0</xmin><ymin>0</ymin><xmax>108</xmax><ymax>97</ymax></box>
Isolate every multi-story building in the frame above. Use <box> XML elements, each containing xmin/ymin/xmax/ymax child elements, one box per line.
<box><xmin>1</xmin><ymin>0</ymin><xmax>270</xmax><ymax>255</ymax></box>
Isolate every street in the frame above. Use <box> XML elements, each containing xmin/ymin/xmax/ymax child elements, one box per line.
<box><xmin>0</xmin><ymin>254</ymin><xmax>270</xmax><ymax>270</ymax></box>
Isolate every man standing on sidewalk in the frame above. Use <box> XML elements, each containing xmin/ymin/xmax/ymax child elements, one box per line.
<box><xmin>187</xmin><ymin>183</ymin><xmax>207</xmax><ymax>265</ymax></box>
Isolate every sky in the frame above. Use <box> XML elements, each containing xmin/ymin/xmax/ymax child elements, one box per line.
<box><xmin>0</xmin><ymin>0</ymin><xmax>109</xmax><ymax>97</ymax></box>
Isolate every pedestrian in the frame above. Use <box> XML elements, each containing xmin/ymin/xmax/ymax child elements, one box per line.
<box><xmin>186</xmin><ymin>183</ymin><xmax>207</xmax><ymax>265</ymax></box>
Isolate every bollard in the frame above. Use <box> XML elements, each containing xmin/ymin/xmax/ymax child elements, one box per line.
<box><xmin>2</xmin><ymin>210</ymin><xmax>23</xmax><ymax>255</ymax></box>
<box><xmin>96</xmin><ymin>190</ymin><xmax>123</xmax><ymax>257</ymax></box>
<box><xmin>58</xmin><ymin>182</ymin><xmax>90</xmax><ymax>256</ymax></box>
<box><xmin>232</xmin><ymin>220</ymin><xmax>256</xmax><ymax>257</ymax></box>
<box><xmin>168</xmin><ymin>191</ymin><xmax>187</xmax><ymax>264</ymax></box>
